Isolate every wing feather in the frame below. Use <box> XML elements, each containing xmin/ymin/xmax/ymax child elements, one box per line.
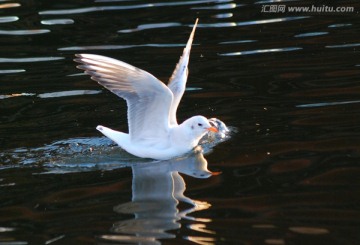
<box><xmin>167</xmin><ymin>18</ymin><xmax>198</xmax><ymax>125</ymax></box>
<box><xmin>75</xmin><ymin>53</ymin><xmax>173</xmax><ymax>141</ymax></box>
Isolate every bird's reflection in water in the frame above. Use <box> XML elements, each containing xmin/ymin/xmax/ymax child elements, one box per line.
<box><xmin>99</xmin><ymin>147</ymin><xmax>218</xmax><ymax>244</ymax></box>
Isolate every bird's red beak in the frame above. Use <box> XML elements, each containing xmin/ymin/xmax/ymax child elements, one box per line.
<box><xmin>211</xmin><ymin>171</ymin><xmax>222</xmax><ymax>176</ymax></box>
<box><xmin>207</xmin><ymin>126</ymin><xmax>218</xmax><ymax>133</ymax></box>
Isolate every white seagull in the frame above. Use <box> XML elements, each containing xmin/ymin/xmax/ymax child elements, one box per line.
<box><xmin>75</xmin><ymin>18</ymin><xmax>220</xmax><ymax>160</ymax></box>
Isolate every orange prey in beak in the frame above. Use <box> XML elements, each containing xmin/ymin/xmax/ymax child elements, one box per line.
<box><xmin>207</xmin><ymin>126</ymin><xmax>219</xmax><ymax>133</ymax></box>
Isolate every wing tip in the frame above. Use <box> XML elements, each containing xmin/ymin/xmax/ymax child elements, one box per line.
<box><xmin>74</xmin><ymin>53</ymin><xmax>101</xmax><ymax>62</ymax></box>
<box><xmin>189</xmin><ymin>18</ymin><xmax>199</xmax><ymax>43</ymax></box>
<box><xmin>194</xmin><ymin>18</ymin><xmax>199</xmax><ymax>26</ymax></box>
<box><xmin>192</xmin><ymin>18</ymin><xmax>199</xmax><ymax>32</ymax></box>
<box><xmin>74</xmin><ymin>54</ymin><xmax>89</xmax><ymax>65</ymax></box>
<box><xmin>74</xmin><ymin>53</ymin><xmax>86</xmax><ymax>60</ymax></box>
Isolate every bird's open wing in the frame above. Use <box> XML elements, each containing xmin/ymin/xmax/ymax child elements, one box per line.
<box><xmin>167</xmin><ymin>18</ymin><xmax>198</xmax><ymax>125</ymax></box>
<box><xmin>75</xmin><ymin>53</ymin><xmax>173</xmax><ymax>142</ymax></box>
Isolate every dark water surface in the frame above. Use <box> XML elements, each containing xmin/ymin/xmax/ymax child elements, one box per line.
<box><xmin>1</xmin><ymin>0</ymin><xmax>360</xmax><ymax>244</ymax></box>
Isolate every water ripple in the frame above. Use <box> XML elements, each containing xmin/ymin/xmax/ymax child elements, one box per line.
<box><xmin>0</xmin><ymin>29</ymin><xmax>50</xmax><ymax>35</ymax></box>
<box><xmin>41</xmin><ymin>19</ymin><xmax>74</xmax><ymax>25</ymax></box>
<box><xmin>59</xmin><ymin>43</ymin><xmax>185</xmax><ymax>51</ymax></box>
<box><xmin>236</xmin><ymin>16</ymin><xmax>309</xmax><ymax>26</ymax></box>
<box><xmin>325</xmin><ymin>43</ymin><xmax>360</xmax><ymax>49</ymax></box>
<box><xmin>198</xmin><ymin>16</ymin><xmax>309</xmax><ymax>28</ymax></box>
<box><xmin>0</xmin><ymin>69</ymin><xmax>25</xmax><ymax>74</ymax></box>
<box><xmin>0</xmin><ymin>90</ymin><xmax>101</xmax><ymax>100</ymax></box>
<box><xmin>0</xmin><ymin>16</ymin><xmax>19</xmax><ymax>23</ymax></box>
<box><xmin>255</xmin><ymin>0</ymin><xmax>299</xmax><ymax>3</ymax></box>
<box><xmin>212</xmin><ymin>13</ymin><xmax>233</xmax><ymax>19</ymax></box>
<box><xmin>118</xmin><ymin>22</ymin><xmax>181</xmax><ymax>33</ymax></box>
<box><xmin>0</xmin><ymin>3</ymin><xmax>20</xmax><ymax>9</ymax></box>
<box><xmin>0</xmin><ymin>57</ymin><xmax>64</xmax><ymax>63</ymax></box>
<box><xmin>95</xmin><ymin>0</ymin><xmax>139</xmax><ymax>2</ymax></box>
<box><xmin>294</xmin><ymin>32</ymin><xmax>328</xmax><ymax>38</ymax></box>
<box><xmin>296</xmin><ymin>100</ymin><xmax>360</xmax><ymax>108</ymax></box>
<box><xmin>219</xmin><ymin>47</ymin><xmax>302</xmax><ymax>56</ymax></box>
<box><xmin>0</xmin><ymin>227</ymin><xmax>15</xmax><ymax>232</ymax></box>
<box><xmin>199</xmin><ymin>22</ymin><xmax>237</xmax><ymax>28</ymax></box>
<box><xmin>289</xmin><ymin>227</ymin><xmax>329</xmax><ymax>235</ymax></box>
<box><xmin>192</xmin><ymin>3</ymin><xmax>238</xmax><ymax>10</ymax></box>
<box><xmin>38</xmin><ymin>90</ymin><xmax>101</xmax><ymax>99</ymax></box>
<box><xmin>0</xmin><ymin>93</ymin><xmax>35</xmax><ymax>100</ymax></box>
<box><xmin>39</xmin><ymin>0</ymin><xmax>225</xmax><ymax>15</ymax></box>
<box><xmin>39</xmin><ymin>6</ymin><xmax>98</xmax><ymax>15</ymax></box>
<box><xmin>328</xmin><ymin>23</ymin><xmax>352</xmax><ymax>28</ymax></box>
<box><xmin>219</xmin><ymin>40</ymin><xmax>257</xmax><ymax>45</ymax></box>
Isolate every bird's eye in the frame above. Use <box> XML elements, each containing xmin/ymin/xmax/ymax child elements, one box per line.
<box><xmin>198</xmin><ymin>123</ymin><xmax>203</xmax><ymax>127</ymax></box>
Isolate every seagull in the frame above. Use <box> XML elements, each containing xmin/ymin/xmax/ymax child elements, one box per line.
<box><xmin>75</xmin><ymin>18</ymin><xmax>221</xmax><ymax>160</ymax></box>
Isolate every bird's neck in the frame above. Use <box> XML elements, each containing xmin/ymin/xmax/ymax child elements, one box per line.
<box><xmin>172</xmin><ymin>122</ymin><xmax>203</xmax><ymax>150</ymax></box>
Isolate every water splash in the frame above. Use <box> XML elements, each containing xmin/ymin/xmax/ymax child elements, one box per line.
<box><xmin>1</xmin><ymin>125</ymin><xmax>234</xmax><ymax>173</ymax></box>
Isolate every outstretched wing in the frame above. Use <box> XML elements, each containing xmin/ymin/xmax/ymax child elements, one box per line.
<box><xmin>75</xmin><ymin>53</ymin><xmax>173</xmax><ymax>142</ymax></box>
<box><xmin>167</xmin><ymin>18</ymin><xmax>198</xmax><ymax>125</ymax></box>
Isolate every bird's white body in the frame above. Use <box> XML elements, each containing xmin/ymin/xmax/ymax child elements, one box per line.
<box><xmin>96</xmin><ymin>117</ymin><xmax>208</xmax><ymax>160</ymax></box>
<box><xmin>75</xmin><ymin>19</ymin><xmax>221</xmax><ymax>160</ymax></box>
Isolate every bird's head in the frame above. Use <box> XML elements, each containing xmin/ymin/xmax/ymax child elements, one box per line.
<box><xmin>186</xmin><ymin>116</ymin><xmax>218</xmax><ymax>137</ymax></box>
